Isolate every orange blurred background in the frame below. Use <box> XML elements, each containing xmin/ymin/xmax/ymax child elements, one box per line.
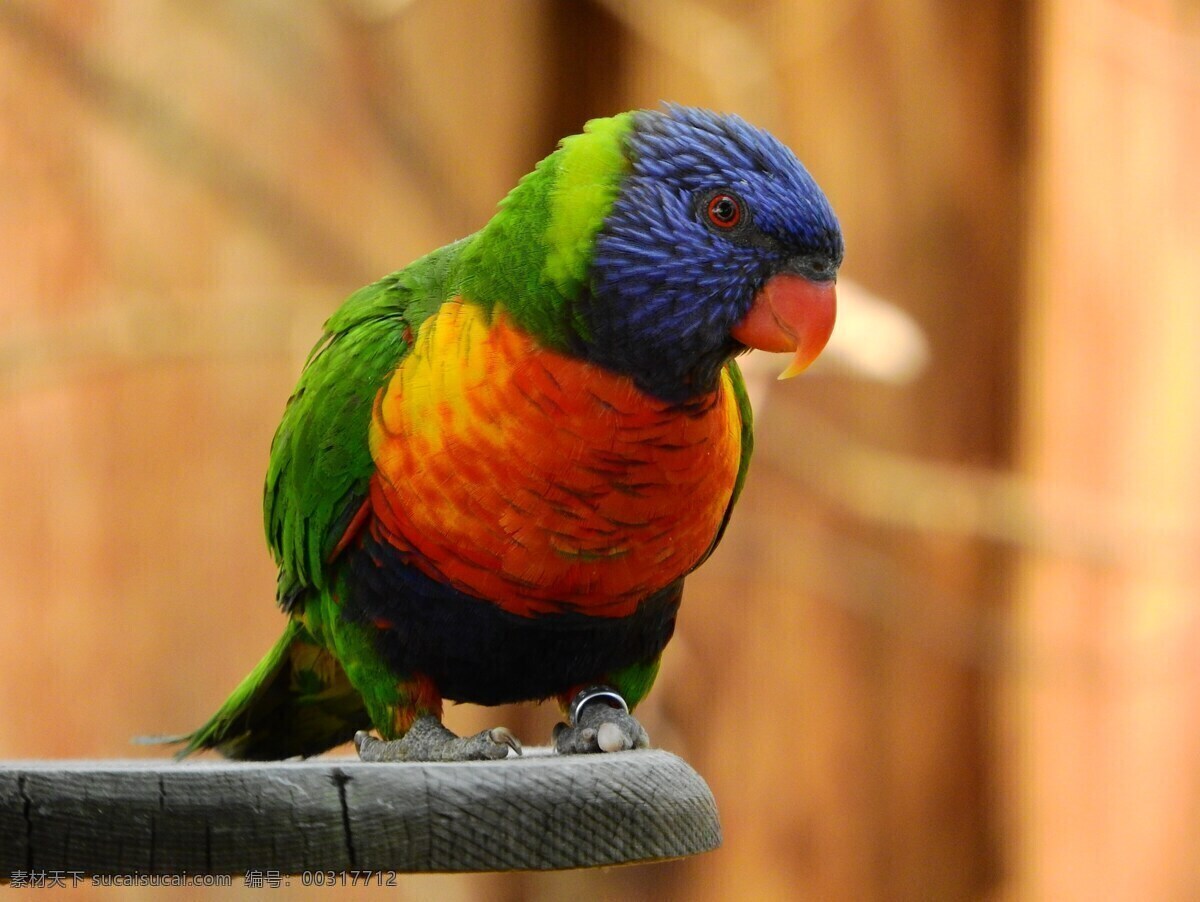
<box><xmin>1</xmin><ymin>1</ymin><xmax>1198</xmax><ymax>899</ymax></box>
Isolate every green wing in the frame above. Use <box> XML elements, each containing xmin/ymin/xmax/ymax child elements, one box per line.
<box><xmin>690</xmin><ymin>357</ymin><xmax>754</xmax><ymax>571</ymax></box>
<box><xmin>265</xmin><ymin>239</ymin><xmax>467</xmax><ymax>608</ymax></box>
<box><xmin>725</xmin><ymin>356</ymin><xmax>755</xmax><ymax>515</ymax></box>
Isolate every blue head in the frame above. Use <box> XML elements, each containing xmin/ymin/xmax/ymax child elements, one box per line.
<box><xmin>578</xmin><ymin>106</ymin><xmax>843</xmax><ymax>402</ymax></box>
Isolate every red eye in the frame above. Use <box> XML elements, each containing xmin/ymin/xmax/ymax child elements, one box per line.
<box><xmin>706</xmin><ymin>193</ymin><xmax>742</xmax><ymax>230</ymax></box>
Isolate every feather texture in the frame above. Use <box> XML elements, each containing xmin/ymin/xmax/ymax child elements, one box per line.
<box><xmin>369</xmin><ymin>300</ymin><xmax>744</xmax><ymax>618</ymax></box>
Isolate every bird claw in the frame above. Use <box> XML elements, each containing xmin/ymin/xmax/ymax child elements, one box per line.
<box><xmin>355</xmin><ymin>715</ymin><xmax>522</xmax><ymax>762</ymax></box>
<box><xmin>553</xmin><ymin>687</ymin><xmax>649</xmax><ymax>754</ymax></box>
<box><xmin>487</xmin><ymin>726</ymin><xmax>523</xmax><ymax>756</ymax></box>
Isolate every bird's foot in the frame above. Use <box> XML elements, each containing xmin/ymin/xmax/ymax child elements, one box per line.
<box><xmin>354</xmin><ymin>715</ymin><xmax>521</xmax><ymax>762</ymax></box>
<box><xmin>553</xmin><ymin>686</ymin><xmax>649</xmax><ymax>754</ymax></box>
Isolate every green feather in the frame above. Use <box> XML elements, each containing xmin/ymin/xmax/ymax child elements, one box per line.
<box><xmin>543</xmin><ymin>113</ymin><xmax>633</xmax><ymax>299</ymax></box>
<box><xmin>176</xmin><ymin>618</ymin><xmax>369</xmax><ymax>759</ymax></box>
<box><xmin>725</xmin><ymin>358</ymin><xmax>755</xmax><ymax>523</ymax></box>
<box><xmin>691</xmin><ymin>358</ymin><xmax>754</xmax><ymax>569</ymax></box>
<box><xmin>458</xmin><ymin>112</ymin><xmax>633</xmax><ymax>350</ymax></box>
<box><xmin>607</xmin><ymin>656</ymin><xmax>663</xmax><ymax>710</ymax></box>
<box><xmin>264</xmin><ymin>240</ymin><xmax>465</xmax><ymax>603</ymax></box>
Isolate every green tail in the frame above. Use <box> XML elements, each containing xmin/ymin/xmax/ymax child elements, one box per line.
<box><xmin>178</xmin><ymin>619</ymin><xmax>370</xmax><ymax>760</ymax></box>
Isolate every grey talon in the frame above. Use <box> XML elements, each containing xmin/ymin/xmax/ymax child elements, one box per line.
<box><xmin>490</xmin><ymin>727</ymin><xmax>523</xmax><ymax>755</ymax></box>
<box><xmin>354</xmin><ymin>717</ymin><xmax>519</xmax><ymax>762</ymax></box>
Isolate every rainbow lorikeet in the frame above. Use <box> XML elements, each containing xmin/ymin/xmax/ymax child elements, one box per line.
<box><xmin>181</xmin><ymin>106</ymin><xmax>841</xmax><ymax>761</ymax></box>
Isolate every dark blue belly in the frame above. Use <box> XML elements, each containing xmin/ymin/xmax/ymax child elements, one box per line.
<box><xmin>340</xmin><ymin>530</ymin><xmax>682</xmax><ymax>705</ymax></box>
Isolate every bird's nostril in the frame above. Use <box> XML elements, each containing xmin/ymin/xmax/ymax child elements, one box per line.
<box><xmin>786</xmin><ymin>254</ymin><xmax>836</xmax><ymax>281</ymax></box>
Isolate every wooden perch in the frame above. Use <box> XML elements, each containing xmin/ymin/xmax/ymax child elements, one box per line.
<box><xmin>0</xmin><ymin>749</ymin><xmax>720</xmax><ymax>876</ymax></box>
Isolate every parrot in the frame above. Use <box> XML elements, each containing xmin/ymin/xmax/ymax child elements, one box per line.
<box><xmin>179</xmin><ymin>105</ymin><xmax>842</xmax><ymax>762</ymax></box>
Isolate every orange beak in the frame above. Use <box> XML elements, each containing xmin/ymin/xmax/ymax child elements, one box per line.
<box><xmin>730</xmin><ymin>272</ymin><xmax>837</xmax><ymax>379</ymax></box>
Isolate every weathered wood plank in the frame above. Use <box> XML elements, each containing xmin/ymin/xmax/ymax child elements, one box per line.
<box><xmin>0</xmin><ymin>750</ymin><xmax>719</xmax><ymax>875</ymax></box>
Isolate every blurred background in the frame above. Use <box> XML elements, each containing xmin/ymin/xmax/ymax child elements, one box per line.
<box><xmin>1</xmin><ymin>0</ymin><xmax>1198</xmax><ymax>899</ymax></box>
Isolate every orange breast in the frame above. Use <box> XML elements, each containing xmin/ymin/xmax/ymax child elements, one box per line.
<box><xmin>368</xmin><ymin>300</ymin><xmax>743</xmax><ymax>618</ymax></box>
